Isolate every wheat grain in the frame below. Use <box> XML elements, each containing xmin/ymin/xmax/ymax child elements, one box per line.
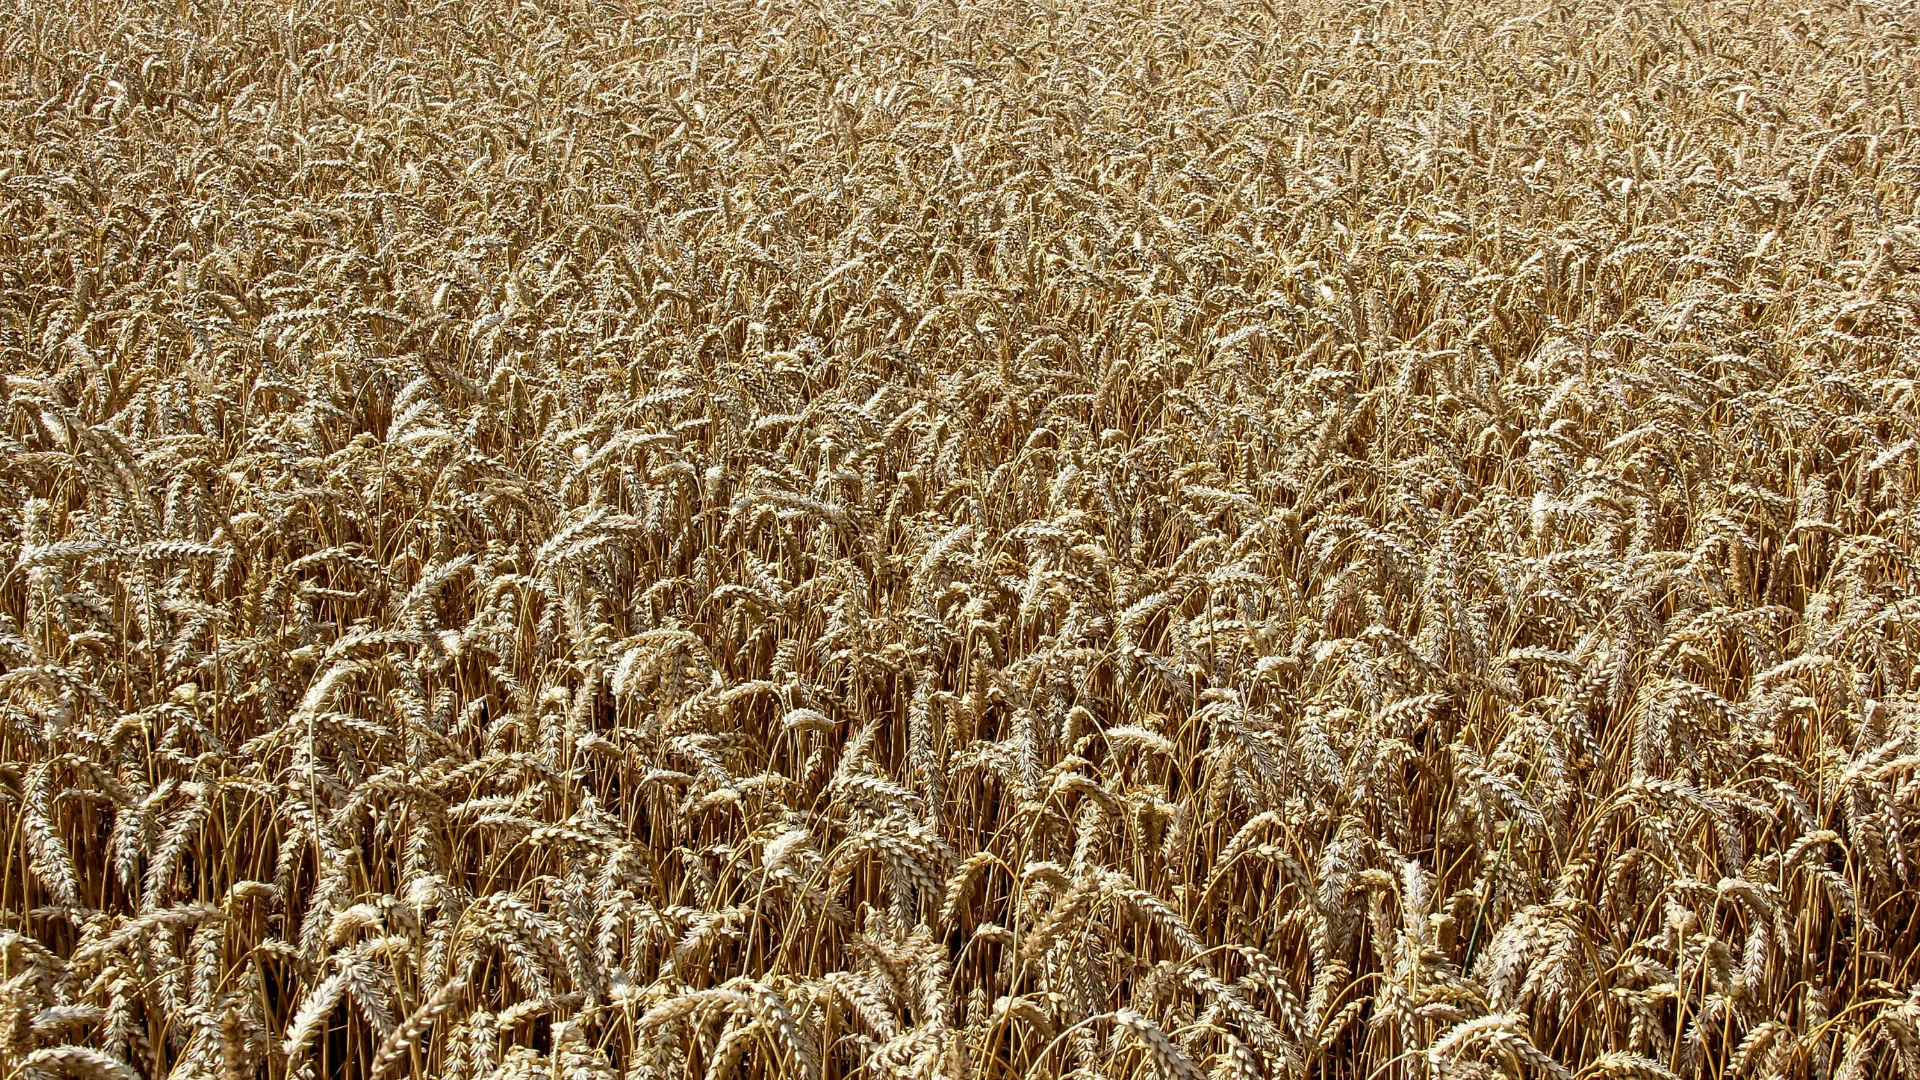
<box><xmin>1</xmin><ymin>0</ymin><xmax>1917</xmax><ymax>1078</ymax></box>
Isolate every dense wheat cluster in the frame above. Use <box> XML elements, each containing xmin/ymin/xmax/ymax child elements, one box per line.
<box><xmin>4</xmin><ymin>0</ymin><xmax>1920</xmax><ymax>1077</ymax></box>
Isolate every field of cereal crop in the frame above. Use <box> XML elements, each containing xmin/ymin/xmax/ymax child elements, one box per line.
<box><xmin>4</xmin><ymin>0</ymin><xmax>1920</xmax><ymax>1077</ymax></box>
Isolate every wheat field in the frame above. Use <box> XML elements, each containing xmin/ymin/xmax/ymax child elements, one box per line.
<box><xmin>2</xmin><ymin>0</ymin><xmax>1919</xmax><ymax>1077</ymax></box>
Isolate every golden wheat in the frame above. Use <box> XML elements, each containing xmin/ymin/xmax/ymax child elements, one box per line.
<box><xmin>2</xmin><ymin>0</ymin><xmax>1919</xmax><ymax>1077</ymax></box>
